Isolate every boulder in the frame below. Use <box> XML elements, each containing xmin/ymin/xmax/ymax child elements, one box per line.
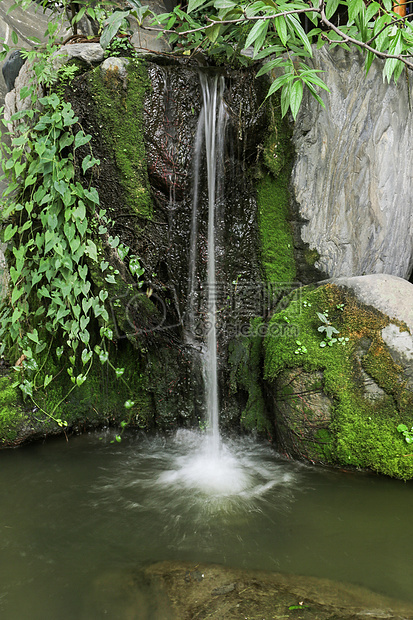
<box><xmin>142</xmin><ymin>561</ymin><xmax>413</xmax><ymax>619</ymax></box>
<box><xmin>292</xmin><ymin>46</ymin><xmax>413</xmax><ymax>280</ymax></box>
<box><xmin>264</xmin><ymin>274</ymin><xmax>413</xmax><ymax>479</ymax></box>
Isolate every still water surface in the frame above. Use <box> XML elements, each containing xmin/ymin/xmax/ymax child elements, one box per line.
<box><xmin>0</xmin><ymin>429</ymin><xmax>412</xmax><ymax>618</ymax></box>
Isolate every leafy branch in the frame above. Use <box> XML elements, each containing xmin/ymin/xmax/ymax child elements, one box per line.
<box><xmin>149</xmin><ymin>0</ymin><xmax>413</xmax><ymax>119</ymax></box>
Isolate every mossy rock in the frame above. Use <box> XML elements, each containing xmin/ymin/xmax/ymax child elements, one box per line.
<box><xmin>264</xmin><ymin>275</ymin><xmax>413</xmax><ymax>480</ymax></box>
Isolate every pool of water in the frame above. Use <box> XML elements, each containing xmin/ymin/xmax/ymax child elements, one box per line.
<box><xmin>0</xmin><ymin>429</ymin><xmax>412</xmax><ymax>618</ymax></box>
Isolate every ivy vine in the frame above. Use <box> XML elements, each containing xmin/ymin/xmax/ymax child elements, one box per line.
<box><xmin>0</xmin><ymin>45</ymin><xmax>144</xmax><ymax>438</ymax></box>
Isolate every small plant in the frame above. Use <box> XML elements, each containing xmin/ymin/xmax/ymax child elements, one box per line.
<box><xmin>198</xmin><ymin>419</ymin><xmax>209</xmax><ymax>432</ymax></box>
<box><xmin>303</xmin><ymin>300</ymin><xmax>311</xmax><ymax>308</ymax></box>
<box><xmin>294</xmin><ymin>340</ymin><xmax>307</xmax><ymax>355</ymax></box>
<box><xmin>104</xmin><ymin>34</ymin><xmax>136</xmax><ymax>59</ymax></box>
<box><xmin>317</xmin><ymin>311</ymin><xmax>340</xmax><ymax>347</ymax></box>
<box><xmin>397</xmin><ymin>424</ymin><xmax>413</xmax><ymax>444</ymax></box>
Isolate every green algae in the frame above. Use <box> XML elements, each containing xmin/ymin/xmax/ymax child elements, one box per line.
<box><xmin>228</xmin><ymin>318</ymin><xmax>271</xmax><ymax>434</ymax></box>
<box><xmin>32</xmin><ymin>343</ymin><xmax>154</xmax><ymax>432</ymax></box>
<box><xmin>256</xmin><ymin>96</ymin><xmax>296</xmax><ymax>285</ymax></box>
<box><xmin>88</xmin><ymin>59</ymin><xmax>152</xmax><ymax>219</ymax></box>
<box><xmin>264</xmin><ymin>283</ymin><xmax>413</xmax><ymax>479</ymax></box>
<box><xmin>0</xmin><ymin>375</ymin><xmax>23</xmax><ymax>444</ymax></box>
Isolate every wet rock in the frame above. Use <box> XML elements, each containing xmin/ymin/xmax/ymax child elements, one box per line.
<box><xmin>2</xmin><ymin>50</ymin><xmax>26</xmax><ymax>93</ymax></box>
<box><xmin>212</xmin><ymin>582</ymin><xmax>236</xmax><ymax>595</ymax></box>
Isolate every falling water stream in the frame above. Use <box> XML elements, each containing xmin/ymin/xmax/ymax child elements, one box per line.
<box><xmin>202</xmin><ymin>73</ymin><xmax>226</xmax><ymax>454</ymax></box>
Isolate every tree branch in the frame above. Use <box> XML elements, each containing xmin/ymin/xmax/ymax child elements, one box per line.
<box><xmin>319</xmin><ymin>7</ymin><xmax>413</xmax><ymax>70</ymax></box>
<box><xmin>147</xmin><ymin>6</ymin><xmax>320</xmax><ymax>36</ymax></box>
<box><xmin>148</xmin><ymin>2</ymin><xmax>413</xmax><ymax>73</ymax></box>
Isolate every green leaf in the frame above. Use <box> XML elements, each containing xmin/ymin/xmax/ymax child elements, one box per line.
<box><xmin>129</xmin><ymin>256</ymin><xmax>144</xmax><ymax>277</ymax></box>
<box><xmin>81</xmin><ymin>348</ymin><xmax>92</xmax><ymax>365</ymax></box>
<box><xmin>84</xmin><ymin>187</ymin><xmax>99</xmax><ymax>205</ymax></box>
<box><xmin>74</xmin><ymin>132</ymin><xmax>92</xmax><ymax>149</ymax></box>
<box><xmin>27</xmin><ymin>329</ymin><xmax>40</xmax><ymax>344</ymax></box>
<box><xmin>85</xmin><ymin>240</ymin><xmax>98</xmax><ymax>262</ymax></box>
<box><xmin>274</xmin><ymin>15</ymin><xmax>288</xmax><ymax>46</ymax></box>
<box><xmin>325</xmin><ymin>0</ymin><xmax>339</xmax><ymax>20</ymax></box>
<box><xmin>289</xmin><ymin>80</ymin><xmax>303</xmax><ymax>120</ymax></box>
<box><xmin>82</xmin><ymin>154</ymin><xmax>99</xmax><ymax>174</ymax></box>
<box><xmin>45</xmin><ymin>229</ymin><xmax>55</xmax><ymax>254</ymax></box>
<box><xmin>11</xmin><ymin>286</ymin><xmax>24</xmax><ymax>305</ymax></box>
<box><xmin>44</xmin><ymin>374</ymin><xmax>53</xmax><ymax>388</ymax></box>
<box><xmin>206</xmin><ymin>23</ymin><xmax>222</xmax><ymax>44</ymax></box>
<box><xmin>187</xmin><ymin>0</ymin><xmax>207</xmax><ymax>13</ymax></box>
<box><xmin>11</xmin><ymin>30</ymin><xmax>18</xmax><ymax>45</ymax></box>
<box><xmin>99</xmin><ymin>10</ymin><xmax>131</xmax><ymax>49</ymax></box>
<box><xmin>54</xmin><ymin>179</ymin><xmax>67</xmax><ymax>196</ymax></box>
<box><xmin>256</xmin><ymin>57</ymin><xmax>288</xmax><ymax>78</ymax></box>
<box><xmin>76</xmin><ymin>374</ymin><xmax>87</xmax><ymax>387</ymax></box>
<box><xmin>3</xmin><ymin>224</ymin><xmax>18</xmax><ymax>242</ymax></box>
<box><xmin>124</xmin><ymin>400</ymin><xmax>135</xmax><ymax>409</ymax></box>
<box><xmin>366</xmin><ymin>2</ymin><xmax>381</xmax><ymax>21</ymax></box>
<box><xmin>99</xmin><ymin>351</ymin><xmax>109</xmax><ymax>364</ymax></box>
<box><xmin>12</xmin><ymin>306</ymin><xmax>22</xmax><ymax>324</ymax></box>
<box><xmin>59</xmin><ymin>132</ymin><xmax>74</xmax><ymax>151</ymax></box>
<box><xmin>244</xmin><ymin>19</ymin><xmax>267</xmax><ymax>51</ymax></box>
<box><xmin>348</xmin><ymin>0</ymin><xmax>364</xmax><ymax>23</ymax></box>
<box><xmin>286</xmin><ymin>15</ymin><xmax>312</xmax><ymax>55</ymax></box>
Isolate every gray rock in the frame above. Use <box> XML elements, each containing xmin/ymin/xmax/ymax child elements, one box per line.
<box><xmin>2</xmin><ymin>50</ymin><xmax>26</xmax><ymax>93</ymax></box>
<box><xmin>292</xmin><ymin>46</ymin><xmax>413</xmax><ymax>279</ymax></box>
<box><xmin>4</xmin><ymin>59</ymin><xmax>43</xmax><ymax>129</ymax></box>
<box><xmin>265</xmin><ymin>273</ymin><xmax>413</xmax><ymax>476</ymax></box>
<box><xmin>333</xmin><ymin>274</ymin><xmax>413</xmax><ymax>391</ymax></box>
<box><xmin>332</xmin><ymin>274</ymin><xmax>413</xmax><ymax>329</ymax></box>
<box><xmin>51</xmin><ymin>43</ymin><xmax>104</xmax><ymax>72</ymax></box>
<box><xmin>100</xmin><ymin>56</ymin><xmax>130</xmax><ymax>86</ymax></box>
<box><xmin>131</xmin><ymin>28</ymin><xmax>171</xmax><ymax>54</ymax></box>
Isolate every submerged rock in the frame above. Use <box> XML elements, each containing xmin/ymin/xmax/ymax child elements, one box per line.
<box><xmin>141</xmin><ymin>561</ymin><xmax>413</xmax><ymax>619</ymax></box>
<box><xmin>264</xmin><ymin>274</ymin><xmax>413</xmax><ymax>479</ymax></box>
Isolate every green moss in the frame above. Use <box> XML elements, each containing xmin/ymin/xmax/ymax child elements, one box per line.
<box><xmin>0</xmin><ymin>375</ymin><xmax>24</xmax><ymax>444</ymax></box>
<box><xmin>264</xmin><ymin>283</ymin><xmax>413</xmax><ymax>479</ymax></box>
<box><xmin>256</xmin><ymin>96</ymin><xmax>296</xmax><ymax>284</ymax></box>
<box><xmin>304</xmin><ymin>248</ymin><xmax>320</xmax><ymax>267</ymax></box>
<box><xmin>88</xmin><ymin>59</ymin><xmax>152</xmax><ymax>218</ymax></box>
<box><xmin>257</xmin><ymin>172</ymin><xmax>296</xmax><ymax>284</ymax></box>
<box><xmin>28</xmin><ymin>343</ymin><xmax>154</xmax><ymax>434</ymax></box>
<box><xmin>228</xmin><ymin>318</ymin><xmax>271</xmax><ymax>433</ymax></box>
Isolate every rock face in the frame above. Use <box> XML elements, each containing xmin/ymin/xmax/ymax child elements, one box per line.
<box><xmin>264</xmin><ymin>274</ymin><xmax>413</xmax><ymax>479</ymax></box>
<box><xmin>0</xmin><ymin>45</ymin><xmax>276</xmax><ymax>444</ymax></box>
<box><xmin>292</xmin><ymin>46</ymin><xmax>413</xmax><ymax>280</ymax></box>
<box><xmin>67</xmin><ymin>58</ymin><xmax>270</xmax><ymax>429</ymax></box>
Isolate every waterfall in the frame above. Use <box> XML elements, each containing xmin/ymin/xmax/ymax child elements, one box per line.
<box><xmin>188</xmin><ymin>73</ymin><xmax>227</xmax><ymax>454</ymax></box>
